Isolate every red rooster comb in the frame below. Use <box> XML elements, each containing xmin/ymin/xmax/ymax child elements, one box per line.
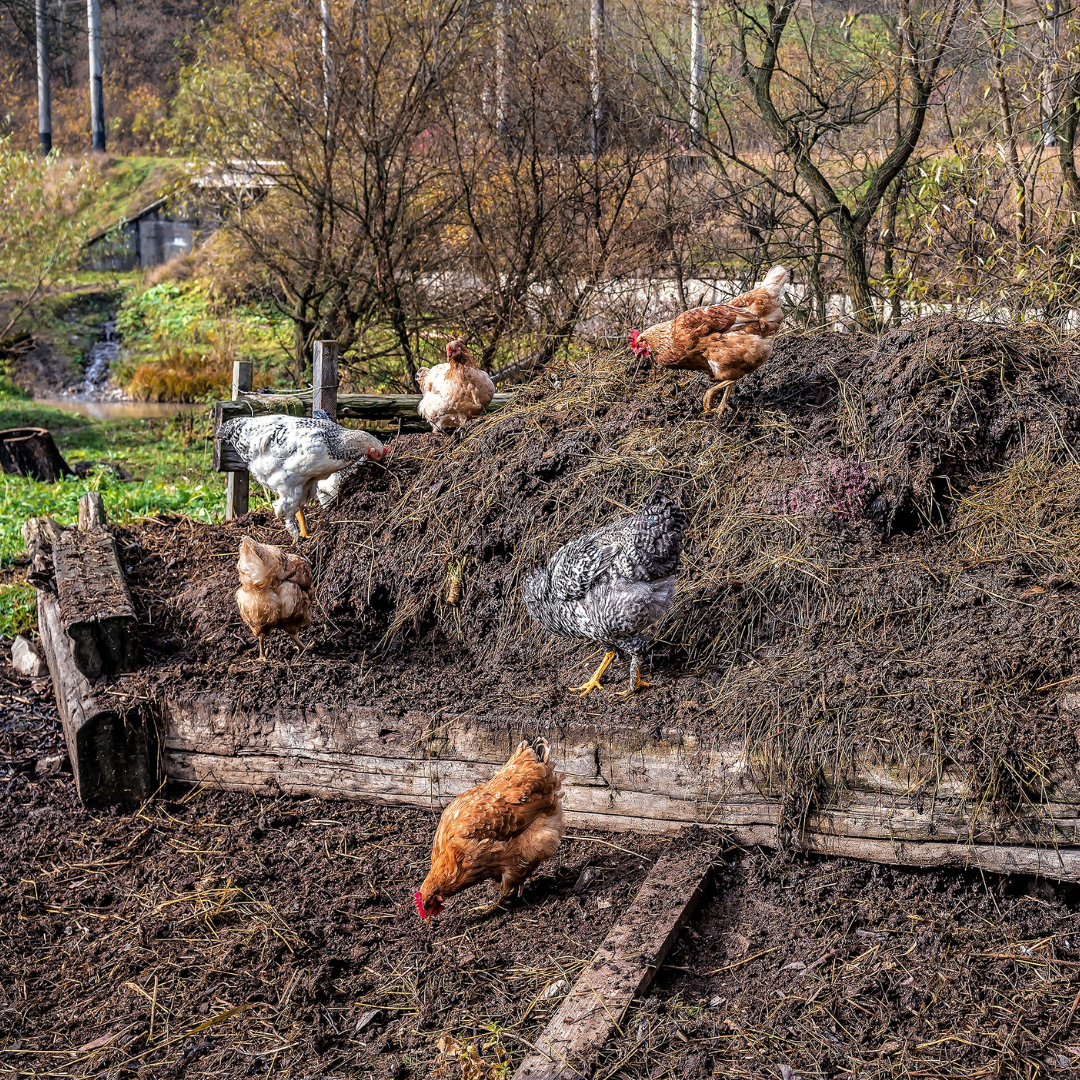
<box><xmin>629</xmin><ymin>329</ymin><xmax>640</xmax><ymax>349</ymax></box>
<box><xmin>415</xmin><ymin>891</ymin><xmax>443</xmax><ymax>918</ymax></box>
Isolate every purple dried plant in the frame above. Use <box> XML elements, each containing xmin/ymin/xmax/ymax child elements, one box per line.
<box><xmin>781</xmin><ymin>459</ymin><xmax>875</xmax><ymax>524</ymax></box>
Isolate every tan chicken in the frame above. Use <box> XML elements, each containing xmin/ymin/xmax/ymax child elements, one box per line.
<box><xmin>416</xmin><ymin>339</ymin><xmax>495</xmax><ymax>433</ymax></box>
<box><xmin>235</xmin><ymin>536</ymin><xmax>314</xmax><ymax>661</ymax></box>
<box><xmin>629</xmin><ymin>265</ymin><xmax>790</xmax><ymax>416</ymax></box>
<box><xmin>415</xmin><ymin>738</ymin><xmax>565</xmax><ymax>919</ymax></box>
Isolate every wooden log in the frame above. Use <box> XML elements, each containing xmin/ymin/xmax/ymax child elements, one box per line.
<box><xmin>36</xmin><ymin>587</ymin><xmax>158</xmax><ymax>806</ymax></box>
<box><xmin>156</xmin><ymin>694</ymin><xmax>1080</xmax><ymax>883</ymax></box>
<box><xmin>226</xmin><ymin>360</ymin><xmax>252</xmax><ymax>519</ymax></box>
<box><xmin>213</xmin><ymin>390</ymin><xmax>514</xmax><ymax>425</ymax></box>
<box><xmin>514</xmin><ymin>840</ymin><xmax>717</xmax><ymax>1080</ymax></box>
<box><xmin>78</xmin><ymin>491</ymin><xmax>106</xmax><ymax>530</ymax></box>
<box><xmin>21</xmin><ymin>515</ymin><xmax>63</xmax><ymax>590</ymax></box>
<box><xmin>51</xmin><ymin>498</ymin><xmax>138</xmax><ymax>681</ymax></box>
<box><xmin>0</xmin><ymin>427</ymin><xmax>74</xmax><ymax>481</ymax></box>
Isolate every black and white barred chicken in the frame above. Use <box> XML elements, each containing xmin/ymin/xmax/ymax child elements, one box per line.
<box><xmin>219</xmin><ymin>409</ymin><xmax>388</xmax><ymax>542</ymax></box>
<box><xmin>524</xmin><ymin>485</ymin><xmax>687</xmax><ymax>696</ymax></box>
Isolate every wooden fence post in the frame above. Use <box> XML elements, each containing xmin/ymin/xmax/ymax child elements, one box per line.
<box><xmin>312</xmin><ymin>340</ymin><xmax>338</xmax><ymax>420</ymax></box>
<box><xmin>226</xmin><ymin>360</ymin><xmax>252</xmax><ymax>521</ymax></box>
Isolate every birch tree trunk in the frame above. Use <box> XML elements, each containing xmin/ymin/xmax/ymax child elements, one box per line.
<box><xmin>689</xmin><ymin>0</ymin><xmax>704</xmax><ymax>147</ymax></box>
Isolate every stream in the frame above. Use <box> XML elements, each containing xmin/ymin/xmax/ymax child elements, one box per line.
<box><xmin>35</xmin><ymin>320</ymin><xmax>201</xmax><ymax>419</ymax></box>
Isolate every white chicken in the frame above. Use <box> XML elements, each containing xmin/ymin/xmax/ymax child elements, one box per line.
<box><xmin>416</xmin><ymin>339</ymin><xmax>495</xmax><ymax>433</ymax></box>
<box><xmin>219</xmin><ymin>409</ymin><xmax>388</xmax><ymax>541</ymax></box>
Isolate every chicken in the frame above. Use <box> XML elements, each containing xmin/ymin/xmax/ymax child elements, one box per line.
<box><xmin>416</xmin><ymin>339</ymin><xmax>495</xmax><ymax>433</ymax></box>
<box><xmin>235</xmin><ymin>536</ymin><xmax>314</xmax><ymax>661</ymax></box>
<box><xmin>629</xmin><ymin>265</ymin><xmax>790</xmax><ymax>417</ymax></box>
<box><xmin>415</xmin><ymin>737</ymin><xmax>565</xmax><ymax>919</ymax></box>
<box><xmin>219</xmin><ymin>410</ymin><xmax>388</xmax><ymax>541</ymax></box>
<box><xmin>524</xmin><ymin>485</ymin><xmax>687</xmax><ymax>697</ymax></box>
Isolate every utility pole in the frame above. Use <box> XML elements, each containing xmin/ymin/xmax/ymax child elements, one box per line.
<box><xmin>495</xmin><ymin>0</ymin><xmax>509</xmax><ymax>142</ymax></box>
<box><xmin>689</xmin><ymin>0</ymin><xmax>704</xmax><ymax>148</ymax></box>
<box><xmin>86</xmin><ymin>0</ymin><xmax>105</xmax><ymax>151</ymax></box>
<box><xmin>36</xmin><ymin>0</ymin><xmax>52</xmax><ymax>154</ymax></box>
<box><xmin>589</xmin><ymin>0</ymin><xmax>605</xmax><ymax>160</ymax></box>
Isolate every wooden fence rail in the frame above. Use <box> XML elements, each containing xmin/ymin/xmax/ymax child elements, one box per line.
<box><xmin>212</xmin><ymin>341</ymin><xmax>513</xmax><ymax>518</ymax></box>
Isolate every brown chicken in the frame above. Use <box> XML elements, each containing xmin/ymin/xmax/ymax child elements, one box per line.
<box><xmin>416</xmin><ymin>339</ymin><xmax>496</xmax><ymax>433</ymax></box>
<box><xmin>415</xmin><ymin>738</ymin><xmax>565</xmax><ymax>919</ymax></box>
<box><xmin>235</xmin><ymin>536</ymin><xmax>314</xmax><ymax>661</ymax></box>
<box><xmin>629</xmin><ymin>265</ymin><xmax>790</xmax><ymax>416</ymax></box>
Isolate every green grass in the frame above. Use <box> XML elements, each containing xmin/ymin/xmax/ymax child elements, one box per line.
<box><xmin>0</xmin><ymin>381</ymin><xmax>226</xmax><ymax>636</ymax></box>
<box><xmin>0</xmin><ymin>583</ymin><xmax>36</xmax><ymax>639</ymax></box>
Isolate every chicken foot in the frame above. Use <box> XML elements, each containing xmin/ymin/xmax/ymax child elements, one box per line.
<box><xmin>615</xmin><ymin>654</ymin><xmax>651</xmax><ymax>697</ymax></box>
<box><xmin>295</xmin><ymin>509</ymin><xmax>310</xmax><ymax>539</ymax></box>
<box><xmin>703</xmin><ymin>379</ymin><xmax>735</xmax><ymax>417</ymax></box>
<box><xmin>482</xmin><ymin>877</ymin><xmax>526</xmax><ymax>916</ymax></box>
<box><xmin>569</xmin><ymin>650</ymin><xmax>615</xmax><ymax>696</ymax></box>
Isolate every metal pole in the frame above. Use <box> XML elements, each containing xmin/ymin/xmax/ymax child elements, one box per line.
<box><xmin>589</xmin><ymin>0</ymin><xmax>604</xmax><ymax>161</ymax></box>
<box><xmin>312</xmin><ymin>341</ymin><xmax>339</xmax><ymax>419</ymax></box>
<box><xmin>36</xmin><ymin>0</ymin><xmax>52</xmax><ymax>154</ymax></box>
<box><xmin>689</xmin><ymin>0</ymin><xmax>703</xmax><ymax>148</ymax></box>
<box><xmin>86</xmin><ymin>0</ymin><xmax>105</xmax><ymax>152</ymax></box>
<box><xmin>226</xmin><ymin>361</ymin><xmax>253</xmax><ymax>521</ymax></box>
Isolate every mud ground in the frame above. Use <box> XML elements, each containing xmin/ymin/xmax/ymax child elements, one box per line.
<box><xmin>2</xmin><ymin>673</ymin><xmax>1079</xmax><ymax>1079</ymax></box>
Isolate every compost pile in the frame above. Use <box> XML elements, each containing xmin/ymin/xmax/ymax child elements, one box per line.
<box><xmin>3</xmin><ymin>678</ymin><xmax>1079</xmax><ymax>1080</ymax></box>
<box><xmin>118</xmin><ymin>314</ymin><xmax>1080</xmax><ymax>798</ymax></box>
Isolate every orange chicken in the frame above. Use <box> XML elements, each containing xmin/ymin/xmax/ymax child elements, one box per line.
<box><xmin>629</xmin><ymin>265</ymin><xmax>790</xmax><ymax>416</ymax></box>
<box><xmin>235</xmin><ymin>536</ymin><xmax>314</xmax><ymax>661</ymax></box>
<box><xmin>415</xmin><ymin>738</ymin><xmax>565</xmax><ymax>918</ymax></box>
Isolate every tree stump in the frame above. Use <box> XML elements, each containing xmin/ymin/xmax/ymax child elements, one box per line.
<box><xmin>0</xmin><ymin>427</ymin><xmax>74</xmax><ymax>481</ymax></box>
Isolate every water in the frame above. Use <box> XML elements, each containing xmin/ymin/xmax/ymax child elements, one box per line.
<box><xmin>74</xmin><ymin>319</ymin><xmax>123</xmax><ymax>399</ymax></box>
<box><xmin>34</xmin><ymin>399</ymin><xmax>204</xmax><ymax>420</ymax></box>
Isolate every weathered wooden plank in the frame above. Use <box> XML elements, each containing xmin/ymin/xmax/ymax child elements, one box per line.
<box><xmin>36</xmin><ymin>589</ymin><xmax>158</xmax><ymax>806</ymax></box>
<box><xmin>152</xmin><ymin>690</ymin><xmax>1080</xmax><ymax>882</ymax></box>
<box><xmin>52</xmin><ymin>525</ymin><xmax>138</xmax><ymax>680</ymax></box>
<box><xmin>514</xmin><ymin>840</ymin><xmax>718</xmax><ymax>1080</ymax></box>
<box><xmin>213</xmin><ymin>390</ymin><xmax>514</xmax><ymax>425</ymax></box>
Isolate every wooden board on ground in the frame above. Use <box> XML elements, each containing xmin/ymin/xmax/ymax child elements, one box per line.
<box><xmin>514</xmin><ymin>838</ymin><xmax>718</xmax><ymax>1080</ymax></box>
<box><xmin>25</xmin><ymin>496</ymin><xmax>156</xmax><ymax>806</ymax></box>
<box><xmin>157</xmin><ymin>692</ymin><xmax>1080</xmax><ymax>884</ymax></box>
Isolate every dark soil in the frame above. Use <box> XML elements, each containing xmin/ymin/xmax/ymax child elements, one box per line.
<box><xmin>0</xmin><ymin>671</ymin><xmax>668</xmax><ymax>1078</ymax></box>
<box><xmin>107</xmin><ymin>315</ymin><xmax>1080</xmax><ymax>805</ymax></box>
<box><xmin>3</xmin><ymin>674</ymin><xmax>1079</xmax><ymax>1079</ymax></box>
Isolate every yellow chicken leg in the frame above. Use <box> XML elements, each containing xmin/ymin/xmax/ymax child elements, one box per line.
<box><xmin>256</xmin><ymin>635</ymin><xmax>267</xmax><ymax>662</ymax></box>
<box><xmin>703</xmin><ymin>380</ymin><xmax>734</xmax><ymax>417</ymax></box>
<box><xmin>569</xmin><ymin>650</ymin><xmax>615</xmax><ymax>697</ymax></box>
<box><xmin>296</xmin><ymin>509</ymin><xmax>310</xmax><ymax>538</ymax></box>
<box><xmin>288</xmin><ymin>631</ymin><xmax>310</xmax><ymax>652</ymax></box>
<box><xmin>615</xmin><ymin>670</ymin><xmax>651</xmax><ymax>697</ymax></box>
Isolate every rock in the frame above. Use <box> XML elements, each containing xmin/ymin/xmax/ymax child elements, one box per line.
<box><xmin>11</xmin><ymin>635</ymin><xmax>46</xmax><ymax>678</ymax></box>
<box><xmin>35</xmin><ymin>753</ymin><xmax>68</xmax><ymax>778</ymax></box>
<box><xmin>544</xmin><ymin>979</ymin><xmax>568</xmax><ymax>998</ymax></box>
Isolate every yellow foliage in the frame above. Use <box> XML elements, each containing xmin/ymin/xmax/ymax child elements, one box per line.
<box><xmin>125</xmin><ymin>346</ymin><xmax>231</xmax><ymax>402</ymax></box>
